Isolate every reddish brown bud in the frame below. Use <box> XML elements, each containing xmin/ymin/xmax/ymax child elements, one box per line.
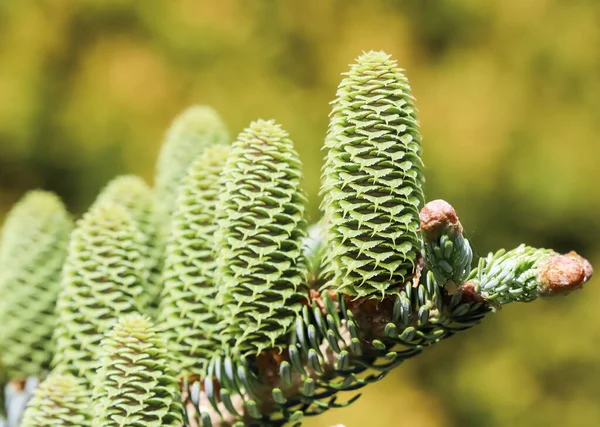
<box><xmin>566</xmin><ymin>251</ymin><xmax>594</xmax><ymax>281</ymax></box>
<box><xmin>460</xmin><ymin>281</ymin><xmax>484</xmax><ymax>303</ymax></box>
<box><xmin>419</xmin><ymin>199</ymin><xmax>463</xmax><ymax>242</ymax></box>
<box><xmin>539</xmin><ymin>253</ymin><xmax>592</xmax><ymax>296</ymax></box>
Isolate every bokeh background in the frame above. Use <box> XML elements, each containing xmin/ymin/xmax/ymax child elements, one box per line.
<box><xmin>1</xmin><ymin>1</ymin><xmax>599</xmax><ymax>426</ymax></box>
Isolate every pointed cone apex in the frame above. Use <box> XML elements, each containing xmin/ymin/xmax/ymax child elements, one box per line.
<box><xmin>21</xmin><ymin>373</ymin><xmax>91</xmax><ymax>427</ymax></box>
<box><xmin>93</xmin><ymin>175</ymin><xmax>161</xmax><ymax>306</ymax></box>
<box><xmin>320</xmin><ymin>51</ymin><xmax>425</xmax><ymax>298</ymax></box>
<box><xmin>92</xmin><ymin>314</ymin><xmax>184</xmax><ymax>426</ymax></box>
<box><xmin>94</xmin><ymin>175</ymin><xmax>155</xmax><ymax>243</ymax></box>
<box><xmin>0</xmin><ymin>191</ymin><xmax>73</xmax><ymax>380</ymax></box>
<box><xmin>216</xmin><ymin>119</ymin><xmax>309</xmax><ymax>356</ymax></box>
<box><xmin>155</xmin><ymin>105</ymin><xmax>230</xmax><ymax>236</ymax></box>
<box><xmin>52</xmin><ymin>203</ymin><xmax>147</xmax><ymax>385</ymax></box>
<box><xmin>158</xmin><ymin>144</ymin><xmax>231</xmax><ymax>375</ymax></box>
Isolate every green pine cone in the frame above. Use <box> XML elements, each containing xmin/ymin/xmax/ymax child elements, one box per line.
<box><xmin>467</xmin><ymin>245</ymin><xmax>593</xmax><ymax>304</ymax></box>
<box><xmin>52</xmin><ymin>203</ymin><xmax>148</xmax><ymax>386</ymax></box>
<box><xmin>158</xmin><ymin>144</ymin><xmax>230</xmax><ymax>375</ymax></box>
<box><xmin>0</xmin><ymin>191</ymin><xmax>73</xmax><ymax>380</ymax></box>
<box><xmin>93</xmin><ymin>175</ymin><xmax>161</xmax><ymax>308</ymax></box>
<box><xmin>154</xmin><ymin>105</ymin><xmax>229</xmax><ymax>237</ymax></box>
<box><xmin>21</xmin><ymin>373</ymin><xmax>91</xmax><ymax>427</ymax></box>
<box><xmin>92</xmin><ymin>314</ymin><xmax>184</xmax><ymax>427</ymax></box>
<box><xmin>320</xmin><ymin>50</ymin><xmax>425</xmax><ymax>298</ymax></box>
<box><xmin>215</xmin><ymin>119</ymin><xmax>309</xmax><ymax>356</ymax></box>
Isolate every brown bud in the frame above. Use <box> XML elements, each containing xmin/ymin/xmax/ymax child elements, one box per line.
<box><xmin>419</xmin><ymin>199</ymin><xmax>463</xmax><ymax>242</ymax></box>
<box><xmin>539</xmin><ymin>253</ymin><xmax>592</xmax><ymax>296</ymax></box>
<box><xmin>460</xmin><ymin>281</ymin><xmax>484</xmax><ymax>303</ymax></box>
<box><xmin>566</xmin><ymin>251</ymin><xmax>594</xmax><ymax>281</ymax></box>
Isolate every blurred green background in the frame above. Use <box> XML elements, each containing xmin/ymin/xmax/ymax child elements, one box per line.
<box><xmin>1</xmin><ymin>1</ymin><xmax>599</xmax><ymax>426</ymax></box>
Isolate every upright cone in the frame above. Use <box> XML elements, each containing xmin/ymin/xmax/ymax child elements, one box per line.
<box><xmin>215</xmin><ymin>120</ymin><xmax>309</xmax><ymax>356</ymax></box>
<box><xmin>21</xmin><ymin>373</ymin><xmax>91</xmax><ymax>427</ymax></box>
<box><xmin>92</xmin><ymin>314</ymin><xmax>184</xmax><ymax>427</ymax></box>
<box><xmin>0</xmin><ymin>191</ymin><xmax>72</xmax><ymax>380</ymax></box>
<box><xmin>52</xmin><ymin>203</ymin><xmax>148</xmax><ymax>386</ymax></box>
<box><xmin>320</xmin><ymin>51</ymin><xmax>425</xmax><ymax>298</ymax></box>
<box><xmin>158</xmin><ymin>144</ymin><xmax>231</xmax><ymax>375</ymax></box>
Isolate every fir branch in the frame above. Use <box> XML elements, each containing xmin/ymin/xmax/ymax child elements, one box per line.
<box><xmin>182</xmin><ymin>200</ymin><xmax>592</xmax><ymax>427</ymax></box>
<box><xmin>0</xmin><ymin>50</ymin><xmax>594</xmax><ymax>427</ymax></box>
<box><xmin>420</xmin><ymin>199</ymin><xmax>473</xmax><ymax>290</ymax></box>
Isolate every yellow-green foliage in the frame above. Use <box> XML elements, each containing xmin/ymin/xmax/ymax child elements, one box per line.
<box><xmin>52</xmin><ymin>203</ymin><xmax>148</xmax><ymax>386</ymax></box>
<box><xmin>215</xmin><ymin>119</ymin><xmax>308</xmax><ymax>356</ymax></box>
<box><xmin>154</xmin><ymin>105</ymin><xmax>229</xmax><ymax>237</ymax></box>
<box><xmin>93</xmin><ymin>175</ymin><xmax>161</xmax><ymax>308</ymax></box>
<box><xmin>320</xmin><ymin>51</ymin><xmax>424</xmax><ymax>298</ymax></box>
<box><xmin>21</xmin><ymin>373</ymin><xmax>91</xmax><ymax>427</ymax></box>
<box><xmin>92</xmin><ymin>314</ymin><xmax>184</xmax><ymax>427</ymax></box>
<box><xmin>0</xmin><ymin>191</ymin><xmax>72</xmax><ymax>380</ymax></box>
<box><xmin>158</xmin><ymin>144</ymin><xmax>230</xmax><ymax>375</ymax></box>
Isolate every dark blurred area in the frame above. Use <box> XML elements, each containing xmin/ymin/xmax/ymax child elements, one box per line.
<box><xmin>1</xmin><ymin>1</ymin><xmax>599</xmax><ymax>426</ymax></box>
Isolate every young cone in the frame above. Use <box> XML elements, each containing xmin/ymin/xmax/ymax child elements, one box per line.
<box><xmin>0</xmin><ymin>191</ymin><xmax>73</xmax><ymax>380</ymax></box>
<box><xmin>215</xmin><ymin>119</ymin><xmax>309</xmax><ymax>356</ymax></box>
<box><xmin>92</xmin><ymin>314</ymin><xmax>184</xmax><ymax>427</ymax></box>
<box><xmin>154</xmin><ymin>105</ymin><xmax>229</xmax><ymax>237</ymax></box>
<box><xmin>93</xmin><ymin>175</ymin><xmax>161</xmax><ymax>309</ymax></box>
<box><xmin>320</xmin><ymin>51</ymin><xmax>424</xmax><ymax>298</ymax></box>
<box><xmin>52</xmin><ymin>203</ymin><xmax>148</xmax><ymax>386</ymax></box>
<box><xmin>20</xmin><ymin>373</ymin><xmax>91</xmax><ymax>427</ymax></box>
<box><xmin>158</xmin><ymin>144</ymin><xmax>230</xmax><ymax>375</ymax></box>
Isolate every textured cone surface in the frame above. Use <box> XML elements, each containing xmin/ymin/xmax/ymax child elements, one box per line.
<box><xmin>154</xmin><ymin>105</ymin><xmax>229</xmax><ymax>237</ymax></box>
<box><xmin>320</xmin><ymin>51</ymin><xmax>425</xmax><ymax>298</ymax></box>
<box><xmin>216</xmin><ymin>119</ymin><xmax>309</xmax><ymax>356</ymax></box>
<box><xmin>21</xmin><ymin>373</ymin><xmax>91</xmax><ymax>427</ymax></box>
<box><xmin>92</xmin><ymin>314</ymin><xmax>184</xmax><ymax>427</ymax></box>
<box><xmin>158</xmin><ymin>144</ymin><xmax>230</xmax><ymax>375</ymax></box>
<box><xmin>93</xmin><ymin>175</ymin><xmax>161</xmax><ymax>309</ymax></box>
<box><xmin>0</xmin><ymin>191</ymin><xmax>73</xmax><ymax>379</ymax></box>
<box><xmin>52</xmin><ymin>203</ymin><xmax>148</xmax><ymax>386</ymax></box>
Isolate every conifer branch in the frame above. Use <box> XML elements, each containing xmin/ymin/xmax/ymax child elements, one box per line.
<box><xmin>181</xmin><ymin>200</ymin><xmax>592</xmax><ymax>427</ymax></box>
<box><xmin>0</xmin><ymin>50</ymin><xmax>593</xmax><ymax>427</ymax></box>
